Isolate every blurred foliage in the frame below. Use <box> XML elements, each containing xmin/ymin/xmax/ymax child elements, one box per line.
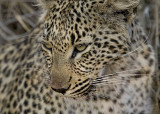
<box><xmin>0</xmin><ymin>0</ymin><xmax>40</xmax><ymax>43</ymax></box>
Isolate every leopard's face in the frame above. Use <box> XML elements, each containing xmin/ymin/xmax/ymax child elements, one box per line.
<box><xmin>39</xmin><ymin>0</ymin><xmax>140</xmax><ymax>98</ymax></box>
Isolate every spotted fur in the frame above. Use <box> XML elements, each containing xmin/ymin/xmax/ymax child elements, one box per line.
<box><xmin>0</xmin><ymin>0</ymin><xmax>157</xmax><ymax>114</ymax></box>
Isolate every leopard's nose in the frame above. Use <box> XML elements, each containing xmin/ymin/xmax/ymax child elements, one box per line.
<box><xmin>51</xmin><ymin>88</ymin><xmax>68</xmax><ymax>94</ymax></box>
<box><xmin>50</xmin><ymin>67</ymin><xmax>71</xmax><ymax>94</ymax></box>
<box><xmin>51</xmin><ymin>84</ymin><xmax>71</xmax><ymax>94</ymax></box>
<box><xmin>50</xmin><ymin>76</ymin><xmax>70</xmax><ymax>94</ymax></box>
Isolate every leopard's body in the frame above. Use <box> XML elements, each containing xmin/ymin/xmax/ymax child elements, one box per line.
<box><xmin>0</xmin><ymin>0</ymin><xmax>158</xmax><ymax>114</ymax></box>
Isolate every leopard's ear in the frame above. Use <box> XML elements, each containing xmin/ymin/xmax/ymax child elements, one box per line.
<box><xmin>110</xmin><ymin>0</ymin><xmax>140</xmax><ymax>11</ymax></box>
<box><xmin>37</xmin><ymin>0</ymin><xmax>57</xmax><ymax>9</ymax></box>
<box><xmin>111</xmin><ymin>0</ymin><xmax>140</xmax><ymax>22</ymax></box>
<box><xmin>95</xmin><ymin>0</ymin><xmax>140</xmax><ymax>22</ymax></box>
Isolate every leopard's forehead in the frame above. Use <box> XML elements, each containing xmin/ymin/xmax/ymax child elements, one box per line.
<box><xmin>43</xmin><ymin>1</ymin><xmax>109</xmax><ymax>48</ymax></box>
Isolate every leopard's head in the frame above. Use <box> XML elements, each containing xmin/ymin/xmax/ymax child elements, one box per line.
<box><xmin>38</xmin><ymin>0</ymin><xmax>140</xmax><ymax>98</ymax></box>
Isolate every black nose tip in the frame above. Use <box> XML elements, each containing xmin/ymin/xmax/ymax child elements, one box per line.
<box><xmin>51</xmin><ymin>88</ymin><xmax>67</xmax><ymax>94</ymax></box>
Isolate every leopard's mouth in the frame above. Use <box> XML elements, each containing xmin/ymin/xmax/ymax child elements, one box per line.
<box><xmin>50</xmin><ymin>68</ymin><xmax>106</xmax><ymax>98</ymax></box>
<box><xmin>51</xmin><ymin>79</ymin><xmax>96</xmax><ymax>99</ymax></box>
<box><xmin>68</xmin><ymin>68</ymin><xmax>106</xmax><ymax>98</ymax></box>
<box><xmin>63</xmin><ymin>84</ymin><xmax>96</xmax><ymax>99</ymax></box>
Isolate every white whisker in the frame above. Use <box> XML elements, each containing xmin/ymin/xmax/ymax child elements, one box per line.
<box><xmin>96</xmin><ymin>68</ymin><xmax>142</xmax><ymax>79</ymax></box>
<box><xmin>93</xmin><ymin>82</ymin><xmax>127</xmax><ymax>86</ymax></box>
<box><xmin>92</xmin><ymin>72</ymin><xmax>150</xmax><ymax>87</ymax></box>
<box><xmin>94</xmin><ymin>73</ymin><xmax>149</xmax><ymax>82</ymax></box>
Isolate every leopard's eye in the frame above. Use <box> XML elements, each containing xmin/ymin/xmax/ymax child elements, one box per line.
<box><xmin>42</xmin><ymin>43</ymin><xmax>52</xmax><ymax>52</ymax></box>
<box><xmin>75</xmin><ymin>44</ymin><xmax>87</xmax><ymax>52</ymax></box>
<box><xmin>40</xmin><ymin>39</ymin><xmax>52</xmax><ymax>52</ymax></box>
<box><xmin>71</xmin><ymin>44</ymin><xmax>88</xmax><ymax>58</ymax></box>
<box><xmin>43</xmin><ymin>43</ymin><xmax>52</xmax><ymax>49</ymax></box>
